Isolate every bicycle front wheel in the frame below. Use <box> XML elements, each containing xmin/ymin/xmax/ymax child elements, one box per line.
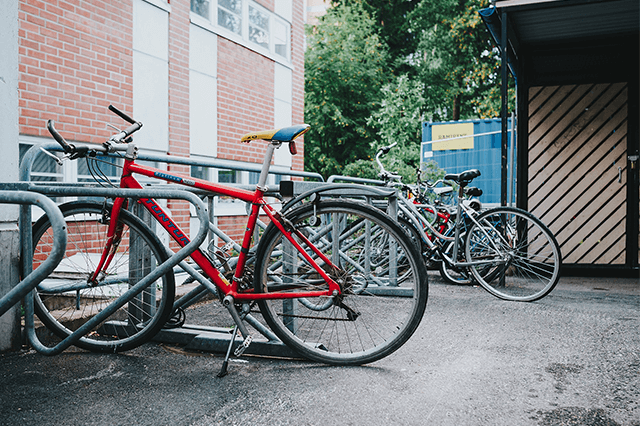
<box><xmin>254</xmin><ymin>199</ymin><xmax>428</xmax><ymax>365</ymax></box>
<box><xmin>465</xmin><ymin>207</ymin><xmax>561</xmax><ymax>302</ymax></box>
<box><xmin>32</xmin><ymin>201</ymin><xmax>175</xmax><ymax>352</ymax></box>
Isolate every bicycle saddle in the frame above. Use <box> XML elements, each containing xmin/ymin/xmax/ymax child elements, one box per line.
<box><xmin>241</xmin><ymin>124</ymin><xmax>310</xmax><ymax>143</ymax></box>
<box><xmin>444</xmin><ymin>169</ymin><xmax>481</xmax><ymax>184</ymax></box>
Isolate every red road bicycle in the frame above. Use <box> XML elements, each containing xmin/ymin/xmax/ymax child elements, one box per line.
<box><xmin>31</xmin><ymin>105</ymin><xmax>428</xmax><ymax>370</ymax></box>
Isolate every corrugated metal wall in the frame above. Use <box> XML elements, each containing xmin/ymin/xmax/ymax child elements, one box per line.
<box><xmin>528</xmin><ymin>83</ymin><xmax>628</xmax><ymax>265</ymax></box>
<box><xmin>422</xmin><ymin>118</ymin><xmax>514</xmax><ymax>205</ymax></box>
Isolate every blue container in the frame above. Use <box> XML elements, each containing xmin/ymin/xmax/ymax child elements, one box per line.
<box><xmin>421</xmin><ymin>118</ymin><xmax>515</xmax><ymax>205</ymax></box>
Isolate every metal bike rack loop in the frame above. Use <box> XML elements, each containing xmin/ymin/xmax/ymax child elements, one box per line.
<box><xmin>1</xmin><ymin>182</ymin><xmax>210</xmax><ymax>355</ymax></box>
<box><xmin>0</xmin><ymin>191</ymin><xmax>66</xmax><ymax>318</ymax></box>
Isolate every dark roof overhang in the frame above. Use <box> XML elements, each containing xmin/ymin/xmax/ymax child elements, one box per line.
<box><xmin>480</xmin><ymin>0</ymin><xmax>639</xmax><ymax>85</ymax></box>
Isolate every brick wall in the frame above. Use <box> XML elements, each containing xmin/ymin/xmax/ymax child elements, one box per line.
<box><xmin>19</xmin><ymin>0</ymin><xmax>133</xmax><ymax>143</ymax></box>
<box><xmin>217</xmin><ymin>37</ymin><xmax>274</xmax><ymax>162</ymax></box>
<box><xmin>167</xmin><ymin>0</ymin><xmax>191</xmax><ymax>240</ymax></box>
<box><xmin>255</xmin><ymin>0</ymin><xmax>273</xmax><ymax>10</ymax></box>
<box><xmin>291</xmin><ymin>0</ymin><xmax>305</xmax><ymax>174</ymax></box>
<box><xmin>19</xmin><ymin>0</ymin><xmax>306</xmax><ymax>257</ymax></box>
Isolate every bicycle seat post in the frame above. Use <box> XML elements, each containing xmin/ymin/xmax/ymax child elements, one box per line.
<box><xmin>256</xmin><ymin>141</ymin><xmax>279</xmax><ymax>192</ymax></box>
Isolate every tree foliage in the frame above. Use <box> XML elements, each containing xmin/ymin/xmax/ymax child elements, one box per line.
<box><xmin>366</xmin><ymin>74</ymin><xmax>425</xmax><ymax>182</ymax></box>
<box><xmin>304</xmin><ymin>0</ymin><xmax>514</xmax><ymax>180</ymax></box>
<box><xmin>410</xmin><ymin>0</ymin><xmax>513</xmax><ymax>121</ymax></box>
<box><xmin>304</xmin><ymin>2</ymin><xmax>390</xmax><ymax>178</ymax></box>
<box><xmin>331</xmin><ymin>0</ymin><xmax>423</xmax><ymax>72</ymax></box>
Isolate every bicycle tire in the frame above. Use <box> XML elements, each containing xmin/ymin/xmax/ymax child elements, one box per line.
<box><xmin>253</xmin><ymin>199</ymin><xmax>428</xmax><ymax>365</ymax></box>
<box><xmin>464</xmin><ymin>206</ymin><xmax>561</xmax><ymax>302</ymax></box>
<box><xmin>32</xmin><ymin>201</ymin><xmax>176</xmax><ymax>352</ymax></box>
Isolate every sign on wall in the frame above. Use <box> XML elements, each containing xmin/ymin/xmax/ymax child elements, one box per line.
<box><xmin>431</xmin><ymin>122</ymin><xmax>474</xmax><ymax>151</ymax></box>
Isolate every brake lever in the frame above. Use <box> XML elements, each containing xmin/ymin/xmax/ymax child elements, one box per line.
<box><xmin>39</xmin><ymin>147</ymin><xmax>64</xmax><ymax>166</ymax></box>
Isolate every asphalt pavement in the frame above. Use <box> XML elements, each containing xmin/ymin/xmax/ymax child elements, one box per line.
<box><xmin>1</xmin><ymin>273</ymin><xmax>639</xmax><ymax>426</ymax></box>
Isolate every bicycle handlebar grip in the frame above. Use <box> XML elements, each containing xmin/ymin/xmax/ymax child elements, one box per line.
<box><xmin>108</xmin><ymin>104</ymin><xmax>136</xmax><ymax>124</ymax></box>
<box><xmin>378</xmin><ymin>142</ymin><xmax>397</xmax><ymax>156</ymax></box>
<box><xmin>123</xmin><ymin>122</ymin><xmax>142</xmax><ymax>137</ymax></box>
<box><xmin>113</xmin><ymin>122</ymin><xmax>143</xmax><ymax>142</ymax></box>
<box><xmin>46</xmin><ymin>120</ymin><xmax>74</xmax><ymax>153</ymax></box>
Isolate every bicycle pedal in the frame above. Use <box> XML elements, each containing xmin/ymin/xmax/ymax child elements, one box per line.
<box><xmin>233</xmin><ymin>334</ymin><xmax>253</xmax><ymax>357</ymax></box>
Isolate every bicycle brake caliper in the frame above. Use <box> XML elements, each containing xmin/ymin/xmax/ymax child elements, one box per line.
<box><xmin>99</xmin><ymin>199</ymin><xmax>111</xmax><ymax>224</ymax></box>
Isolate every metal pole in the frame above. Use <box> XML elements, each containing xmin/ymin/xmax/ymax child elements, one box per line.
<box><xmin>508</xmin><ymin>112</ymin><xmax>516</xmax><ymax>207</ymax></box>
<box><xmin>501</xmin><ymin>9</ymin><xmax>509</xmax><ymax>207</ymax></box>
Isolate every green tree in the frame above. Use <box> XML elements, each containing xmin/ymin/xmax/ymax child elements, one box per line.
<box><xmin>330</xmin><ymin>0</ymin><xmax>423</xmax><ymax>73</ymax></box>
<box><xmin>366</xmin><ymin>74</ymin><xmax>425</xmax><ymax>182</ymax></box>
<box><xmin>304</xmin><ymin>2</ymin><xmax>390</xmax><ymax>178</ymax></box>
<box><xmin>305</xmin><ymin>0</ymin><xmax>515</xmax><ymax>180</ymax></box>
<box><xmin>343</xmin><ymin>74</ymin><xmax>447</xmax><ymax>184</ymax></box>
<box><xmin>411</xmin><ymin>0</ymin><xmax>514</xmax><ymax>121</ymax></box>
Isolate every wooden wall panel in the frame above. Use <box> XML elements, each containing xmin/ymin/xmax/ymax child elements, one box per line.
<box><xmin>528</xmin><ymin>83</ymin><xmax>628</xmax><ymax>265</ymax></box>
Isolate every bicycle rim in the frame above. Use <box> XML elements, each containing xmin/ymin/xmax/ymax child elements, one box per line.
<box><xmin>465</xmin><ymin>207</ymin><xmax>561</xmax><ymax>302</ymax></box>
<box><xmin>254</xmin><ymin>199</ymin><xmax>428</xmax><ymax>365</ymax></box>
<box><xmin>32</xmin><ymin>201</ymin><xmax>175</xmax><ymax>352</ymax></box>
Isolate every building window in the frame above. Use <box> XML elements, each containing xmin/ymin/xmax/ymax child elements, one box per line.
<box><xmin>191</xmin><ymin>165</ymin><xmax>210</xmax><ymax>181</ymax></box>
<box><xmin>217</xmin><ymin>169</ymin><xmax>237</xmax><ymax>184</ymax></box>
<box><xmin>19</xmin><ymin>145</ymin><xmax>62</xmax><ymax>183</ymax></box>
<box><xmin>273</xmin><ymin>19</ymin><xmax>288</xmax><ymax>58</ymax></box>
<box><xmin>248</xmin><ymin>4</ymin><xmax>269</xmax><ymax>49</ymax></box>
<box><xmin>218</xmin><ymin>0</ymin><xmax>242</xmax><ymax>34</ymax></box>
<box><xmin>77</xmin><ymin>156</ymin><xmax>122</xmax><ymax>185</ymax></box>
<box><xmin>190</xmin><ymin>0</ymin><xmax>290</xmax><ymax>62</ymax></box>
<box><xmin>191</xmin><ymin>0</ymin><xmax>209</xmax><ymax>18</ymax></box>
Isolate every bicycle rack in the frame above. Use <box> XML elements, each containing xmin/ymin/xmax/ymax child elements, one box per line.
<box><xmin>0</xmin><ymin>191</ymin><xmax>66</xmax><ymax>318</ymax></box>
<box><xmin>11</xmin><ymin>143</ymin><xmax>407</xmax><ymax>358</ymax></box>
<box><xmin>14</xmin><ymin>143</ymin><xmax>298</xmax><ymax>357</ymax></box>
<box><xmin>0</xmin><ymin>181</ymin><xmax>211</xmax><ymax>355</ymax></box>
<box><xmin>279</xmin><ymin>180</ymin><xmax>411</xmax><ymax>296</ymax></box>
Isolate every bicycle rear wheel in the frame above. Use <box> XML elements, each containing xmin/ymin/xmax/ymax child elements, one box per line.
<box><xmin>465</xmin><ymin>207</ymin><xmax>561</xmax><ymax>302</ymax></box>
<box><xmin>32</xmin><ymin>201</ymin><xmax>175</xmax><ymax>352</ymax></box>
<box><xmin>254</xmin><ymin>199</ymin><xmax>428</xmax><ymax>365</ymax></box>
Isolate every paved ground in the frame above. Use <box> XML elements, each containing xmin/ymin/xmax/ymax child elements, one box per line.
<box><xmin>1</xmin><ymin>273</ymin><xmax>639</xmax><ymax>426</ymax></box>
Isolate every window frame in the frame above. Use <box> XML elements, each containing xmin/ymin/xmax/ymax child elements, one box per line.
<box><xmin>190</xmin><ymin>0</ymin><xmax>291</xmax><ymax>65</ymax></box>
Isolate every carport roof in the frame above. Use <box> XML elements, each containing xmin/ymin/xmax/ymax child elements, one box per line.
<box><xmin>480</xmin><ymin>0</ymin><xmax>639</xmax><ymax>85</ymax></box>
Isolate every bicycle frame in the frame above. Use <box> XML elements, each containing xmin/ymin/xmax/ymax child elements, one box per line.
<box><xmin>92</xmin><ymin>143</ymin><xmax>341</xmax><ymax>301</ymax></box>
<box><xmin>441</xmin><ymin>189</ymin><xmax>508</xmax><ymax>269</ymax></box>
<box><xmin>392</xmin><ymin>179</ymin><xmax>508</xmax><ymax>270</ymax></box>
<box><xmin>373</xmin><ymin>143</ymin><xmax>508</xmax><ymax>272</ymax></box>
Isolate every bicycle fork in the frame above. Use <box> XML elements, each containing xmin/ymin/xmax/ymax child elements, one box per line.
<box><xmin>89</xmin><ymin>197</ymin><xmax>129</xmax><ymax>285</ymax></box>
